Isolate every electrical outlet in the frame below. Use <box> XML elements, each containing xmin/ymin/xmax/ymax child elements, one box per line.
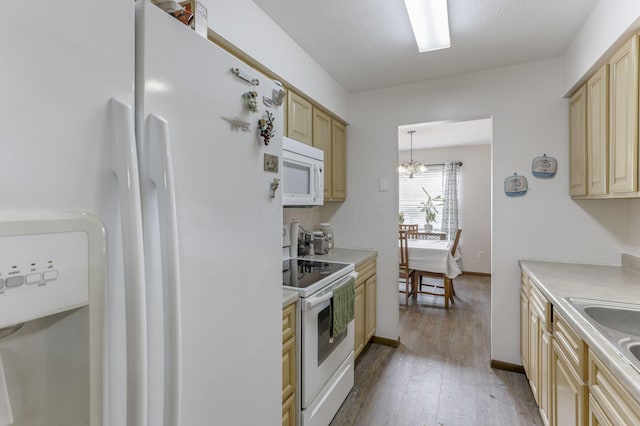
<box><xmin>477</xmin><ymin>250</ymin><xmax>485</xmax><ymax>260</ymax></box>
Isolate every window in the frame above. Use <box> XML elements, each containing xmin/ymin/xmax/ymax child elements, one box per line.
<box><xmin>399</xmin><ymin>166</ymin><xmax>444</xmax><ymax>229</ymax></box>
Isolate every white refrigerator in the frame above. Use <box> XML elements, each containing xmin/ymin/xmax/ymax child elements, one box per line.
<box><xmin>0</xmin><ymin>0</ymin><xmax>284</xmax><ymax>424</ymax></box>
<box><xmin>135</xmin><ymin>2</ymin><xmax>284</xmax><ymax>425</ymax></box>
<box><xmin>0</xmin><ymin>0</ymin><xmax>147</xmax><ymax>425</ymax></box>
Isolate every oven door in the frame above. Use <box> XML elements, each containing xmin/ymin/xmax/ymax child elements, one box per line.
<box><xmin>301</xmin><ymin>272</ymin><xmax>356</xmax><ymax>409</ymax></box>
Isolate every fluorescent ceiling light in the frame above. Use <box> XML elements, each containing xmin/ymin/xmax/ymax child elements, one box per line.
<box><xmin>404</xmin><ymin>0</ymin><xmax>451</xmax><ymax>52</ymax></box>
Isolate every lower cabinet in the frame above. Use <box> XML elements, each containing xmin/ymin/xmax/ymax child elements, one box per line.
<box><xmin>354</xmin><ymin>256</ymin><xmax>377</xmax><ymax>359</ymax></box>
<box><xmin>551</xmin><ymin>339</ymin><xmax>587</xmax><ymax>425</ymax></box>
<box><xmin>282</xmin><ymin>302</ymin><xmax>297</xmax><ymax>426</ymax></box>
<box><xmin>589</xmin><ymin>349</ymin><xmax>640</xmax><ymax>424</ymax></box>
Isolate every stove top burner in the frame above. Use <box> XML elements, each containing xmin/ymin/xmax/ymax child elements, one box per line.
<box><xmin>282</xmin><ymin>259</ymin><xmax>351</xmax><ymax>290</ymax></box>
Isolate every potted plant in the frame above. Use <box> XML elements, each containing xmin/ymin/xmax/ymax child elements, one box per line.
<box><xmin>418</xmin><ymin>187</ymin><xmax>443</xmax><ymax>232</ymax></box>
<box><xmin>399</xmin><ymin>211</ymin><xmax>405</xmax><ymax>224</ymax></box>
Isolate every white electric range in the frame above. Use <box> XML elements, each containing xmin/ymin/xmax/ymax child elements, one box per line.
<box><xmin>282</xmin><ymin>257</ymin><xmax>357</xmax><ymax>426</ymax></box>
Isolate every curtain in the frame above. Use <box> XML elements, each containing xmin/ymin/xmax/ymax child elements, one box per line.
<box><xmin>441</xmin><ymin>161</ymin><xmax>460</xmax><ymax>241</ymax></box>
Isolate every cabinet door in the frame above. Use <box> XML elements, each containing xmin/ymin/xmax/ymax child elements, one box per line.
<box><xmin>529</xmin><ymin>309</ymin><xmax>540</xmax><ymax>403</ymax></box>
<box><xmin>587</xmin><ymin>64</ymin><xmax>610</xmax><ymax>196</ymax></box>
<box><xmin>282</xmin><ymin>393</ymin><xmax>296</xmax><ymax>426</ymax></box>
<box><xmin>609</xmin><ymin>35</ymin><xmax>639</xmax><ymax>194</ymax></box>
<box><xmin>552</xmin><ymin>342</ymin><xmax>587</xmax><ymax>426</ymax></box>
<box><xmin>354</xmin><ymin>283</ymin><xmax>365</xmax><ymax>358</ymax></box>
<box><xmin>331</xmin><ymin>120</ymin><xmax>347</xmax><ymax>200</ymax></box>
<box><xmin>365</xmin><ymin>274</ymin><xmax>377</xmax><ymax>341</ymax></box>
<box><xmin>287</xmin><ymin>91</ymin><xmax>313</xmax><ymax>145</ymax></box>
<box><xmin>282</xmin><ymin>336</ymin><xmax>296</xmax><ymax>403</ymax></box>
<box><xmin>520</xmin><ymin>291</ymin><xmax>529</xmax><ymax>376</ymax></box>
<box><xmin>570</xmin><ymin>84</ymin><xmax>588</xmax><ymax>197</ymax></box>
<box><xmin>589</xmin><ymin>395</ymin><xmax>614</xmax><ymax>426</ymax></box>
<box><xmin>313</xmin><ymin>108</ymin><xmax>332</xmax><ymax>200</ymax></box>
<box><xmin>540</xmin><ymin>331</ymin><xmax>552</xmax><ymax>426</ymax></box>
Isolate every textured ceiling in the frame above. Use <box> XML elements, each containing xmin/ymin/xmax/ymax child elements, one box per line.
<box><xmin>251</xmin><ymin>0</ymin><xmax>598</xmax><ymax>93</ymax></box>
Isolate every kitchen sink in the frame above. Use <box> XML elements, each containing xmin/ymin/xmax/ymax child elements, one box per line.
<box><xmin>566</xmin><ymin>297</ymin><xmax>640</xmax><ymax>373</ymax></box>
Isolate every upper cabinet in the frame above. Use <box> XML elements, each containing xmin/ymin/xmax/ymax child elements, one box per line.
<box><xmin>569</xmin><ymin>85</ymin><xmax>588</xmax><ymax>197</ymax></box>
<box><xmin>587</xmin><ymin>65</ymin><xmax>609</xmax><ymax>197</ymax></box>
<box><xmin>609</xmin><ymin>36</ymin><xmax>639</xmax><ymax>194</ymax></box>
<box><xmin>287</xmin><ymin>91</ymin><xmax>313</xmax><ymax>145</ymax></box>
<box><xmin>569</xmin><ymin>34</ymin><xmax>640</xmax><ymax>199</ymax></box>
<box><xmin>331</xmin><ymin>120</ymin><xmax>347</xmax><ymax>201</ymax></box>
<box><xmin>287</xmin><ymin>89</ymin><xmax>347</xmax><ymax>202</ymax></box>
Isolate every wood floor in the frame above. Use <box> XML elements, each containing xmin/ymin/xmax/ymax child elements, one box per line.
<box><xmin>330</xmin><ymin>275</ymin><xmax>542</xmax><ymax>426</ymax></box>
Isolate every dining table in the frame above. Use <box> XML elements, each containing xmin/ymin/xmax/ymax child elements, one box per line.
<box><xmin>406</xmin><ymin>239</ymin><xmax>462</xmax><ymax>279</ymax></box>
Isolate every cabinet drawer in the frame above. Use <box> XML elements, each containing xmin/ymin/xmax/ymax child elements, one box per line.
<box><xmin>356</xmin><ymin>258</ymin><xmax>376</xmax><ymax>285</ymax></box>
<box><xmin>553</xmin><ymin>309</ymin><xmax>587</xmax><ymax>380</ymax></box>
<box><xmin>529</xmin><ymin>280</ymin><xmax>551</xmax><ymax>329</ymax></box>
<box><xmin>589</xmin><ymin>349</ymin><xmax>640</xmax><ymax>424</ymax></box>
<box><xmin>282</xmin><ymin>302</ymin><xmax>296</xmax><ymax>344</ymax></box>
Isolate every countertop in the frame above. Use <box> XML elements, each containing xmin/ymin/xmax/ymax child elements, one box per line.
<box><xmin>519</xmin><ymin>260</ymin><xmax>640</xmax><ymax>400</ymax></box>
<box><xmin>301</xmin><ymin>247</ymin><xmax>377</xmax><ymax>267</ymax></box>
<box><xmin>281</xmin><ymin>247</ymin><xmax>378</xmax><ymax>306</ymax></box>
<box><xmin>282</xmin><ymin>289</ymin><xmax>298</xmax><ymax>308</ymax></box>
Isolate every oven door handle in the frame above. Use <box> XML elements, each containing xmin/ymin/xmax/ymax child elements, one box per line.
<box><xmin>302</xmin><ymin>271</ymin><xmax>358</xmax><ymax>311</ymax></box>
<box><xmin>303</xmin><ymin>291</ymin><xmax>333</xmax><ymax>311</ymax></box>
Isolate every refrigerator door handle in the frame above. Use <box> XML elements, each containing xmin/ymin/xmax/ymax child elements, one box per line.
<box><xmin>108</xmin><ymin>98</ymin><xmax>148</xmax><ymax>426</ymax></box>
<box><xmin>147</xmin><ymin>113</ymin><xmax>182</xmax><ymax>426</ymax></box>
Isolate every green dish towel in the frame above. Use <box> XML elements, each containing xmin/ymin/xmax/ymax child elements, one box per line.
<box><xmin>331</xmin><ymin>277</ymin><xmax>355</xmax><ymax>337</ymax></box>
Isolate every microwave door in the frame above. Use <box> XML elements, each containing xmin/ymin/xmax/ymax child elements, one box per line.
<box><xmin>283</xmin><ymin>157</ymin><xmax>314</xmax><ymax>205</ymax></box>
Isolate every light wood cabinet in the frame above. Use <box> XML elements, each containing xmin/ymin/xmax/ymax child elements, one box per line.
<box><xmin>331</xmin><ymin>120</ymin><xmax>347</xmax><ymax>201</ymax></box>
<box><xmin>552</xmin><ymin>340</ymin><xmax>587</xmax><ymax>426</ymax></box>
<box><xmin>354</xmin><ymin>282</ymin><xmax>365</xmax><ymax>357</ymax></box>
<box><xmin>286</xmin><ymin>89</ymin><xmax>348</xmax><ymax>202</ymax></box>
<box><xmin>282</xmin><ymin>302</ymin><xmax>297</xmax><ymax>426</ymax></box>
<box><xmin>569</xmin><ymin>33</ymin><xmax>640</xmax><ymax>199</ymax></box>
<box><xmin>520</xmin><ymin>271</ymin><xmax>530</xmax><ymax>376</ymax></box>
<box><xmin>528</xmin><ymin>279</ymin><xmax>552</xmax><ymax>425</ymax></box>
<box><xmin>570</xmin><ymin>84</ymin><xmax>588</xmax><ymax>197</ymax></box>
<box><xmin>587</xmin><ymin>64</ymin><xmax>609</xmax><ymax>196</ymax></box>
<box><xmin>588</xmin><ymin>349</ymin><xmax>640</xmax><ymax>425</ymax></box>
<box><xmin>609</xmin><ymin>36</ymin><xmax>639</xmax><ymax>194</ymax></box>
<box><xmin>354</xmin><ymin>257</ymin><xmax>377</xmax><ymax>359</ymax></box>
<box><xmin>365</xmin><ymin>274</ymin><xmax>377</xmax><ymax>342</ymax></box>
<box><xmin>287</xmin><ymin>90</ymin><xmax>313</xmax><ymax>145</ymax></box>
<box><xmin>551</xmin><ymin>310</ymin><xmax>588</xmax><ymax>426</ymax></box>
<box><xmin>313</xmin><ymin>108</ymin><xmax>333</xmax><ymax>200</ymax></box>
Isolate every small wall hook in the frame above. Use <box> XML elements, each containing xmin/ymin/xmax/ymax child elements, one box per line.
<box><xmin>270</xmin><ymin>178</ymin><xmax>280</xmax><ymax>198</ymax></box>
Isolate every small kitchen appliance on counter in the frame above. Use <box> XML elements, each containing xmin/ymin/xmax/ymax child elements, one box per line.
<box><xmin>312</xmin><ymin>231</ymin><xmax>330</xmax><ymax>255</ymax></box>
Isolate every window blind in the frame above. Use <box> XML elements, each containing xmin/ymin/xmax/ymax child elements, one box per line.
<box><xmin>399</xmin><ymin>166</ymin><xmax>444</xmax><ymax>229</ymax></box>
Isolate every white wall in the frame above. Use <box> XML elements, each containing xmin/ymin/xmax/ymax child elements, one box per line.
<box><xmin>329</xmin><ymin>57</ymin><xmax>635</xmax><ymax>363</ymax></box>
<box><xmin>201</xmin><ymin>0</ymin><xmax>350</xmax><ymax>120</ymax></box>
<box><xmin>563</xmin><ymin>0</ymin><xmax>640</xmax><ymax>94</ymax></box>
<box><xmin>399</xmin><ymin>144</ymin><xmax>492</xmax><ymax>274</ymax></box>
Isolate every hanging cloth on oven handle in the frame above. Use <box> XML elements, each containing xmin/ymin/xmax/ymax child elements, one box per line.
<box><xmin>330</xmin><ymin>274</ymin><xmax>356</xmax><ymax>338</ymax></box>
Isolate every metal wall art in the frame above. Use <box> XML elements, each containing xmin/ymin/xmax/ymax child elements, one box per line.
<box><xmin>258</xmin><ymin>110</ymin><xmax>275</xmax><ymax>145</ymax></box>
<box><xmin>532</xmin><ymin>153</ymin><xmax>557</xmax><ymax>178</ymax></box>
<box><xmin>504</xmin><ymin>173</ymin><xmax>528</xmax><ymax>197</ymax></box>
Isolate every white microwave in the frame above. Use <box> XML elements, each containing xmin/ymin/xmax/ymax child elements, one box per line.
<box><xmin>282</xmin><ymin>136</ymin><xmax>324</xmax><ymax>206</ymax></box>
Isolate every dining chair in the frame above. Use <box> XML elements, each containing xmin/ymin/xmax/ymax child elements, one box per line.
<box><xmin>398</xmin><ymin>230</ymin><xmax>415</xmax><ymax>305</ymax></box>
<box><xmin>399</xmin><ymin>224</ymin><xmax>419</xmax><ymax>238</ymax></box>
<box><xmin>414</xmin><ymin>231</ymin><xmax>446</xmax><ymax>240</ymax></box>
<box><xmin>415</xmin><ymin>228</ymin><xmax>462</xmax><ymax>309</ymax></box>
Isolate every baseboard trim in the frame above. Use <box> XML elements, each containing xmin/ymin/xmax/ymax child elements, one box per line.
<box><xmin>491</xmin><ymin>359</ymin><xmax>525</xmax><ymax>374</ymax></box>
<box><xmin>462</xmin><ymin>271</ymin><xmax>492</xmax><ymax>277</ymax></box>
<box><xmin>371</xmin><ymin>336</ymin><xmax>400</xmax><ymax>347</ymax></box>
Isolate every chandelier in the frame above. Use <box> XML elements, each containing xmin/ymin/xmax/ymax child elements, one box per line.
<box><xmin>398</xmin><ymin>130</ymin><xmax>426</xmax><ymax>178</ymax></box>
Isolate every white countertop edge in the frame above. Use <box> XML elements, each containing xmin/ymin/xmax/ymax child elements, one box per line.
<box><xmin>519</xmin><ymin>260</ymin><xmax>640</xmax><ymax>401</ymax></box>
